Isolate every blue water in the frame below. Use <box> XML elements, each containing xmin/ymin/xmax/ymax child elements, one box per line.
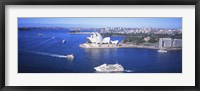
<box><xmin>18</xmin><ymin>30</ymin><xmax>182</xmax><ymax>73</ymax></box>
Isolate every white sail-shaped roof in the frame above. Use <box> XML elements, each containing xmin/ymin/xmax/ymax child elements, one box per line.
<box><xmin>87</xmin><ymin>32</ymin><xmax>103</xmax><ymax>44</ymax></box>
<box><xmin>102</xmin><ymin>37</ymin><xmax>110</xmax><ymax>44</ymax></box>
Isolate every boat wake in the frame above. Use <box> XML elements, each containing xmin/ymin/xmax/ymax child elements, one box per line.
<box><xmin>27</xmin><ymin>38</ymin><xmax>53</xmax><ymax>49</ymax></box>
<box><xmin>21</xmin><ymin>50</ymin><xmax>68</xmax><ymax>59</ymax></box>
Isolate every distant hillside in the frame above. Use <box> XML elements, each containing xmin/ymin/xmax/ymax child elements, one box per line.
<box><xmin>18</xmin><ymin>27</ymin><xmax>69</xmax><ymax>31</ymax></box>
<box><xmin>18</xmin><ymin>23</ymin><xmax>102</xmax><ymax>28</ymax></box>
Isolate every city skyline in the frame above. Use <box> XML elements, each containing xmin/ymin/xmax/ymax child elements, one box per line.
<box><xmin>18</xmin><ymin>17</ymin><xmax>182</xmax><ymax>29</ymax></box>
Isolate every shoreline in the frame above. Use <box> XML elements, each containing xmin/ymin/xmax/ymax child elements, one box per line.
<box><xmin>68</xmin><ymin>32</ymin><xmax>93</xmax><ymax>34</ymax></box>
<box><xmin>79</xmin><ymin>43</ymin><xmax>181</xmax><ymax>50</ymax></box>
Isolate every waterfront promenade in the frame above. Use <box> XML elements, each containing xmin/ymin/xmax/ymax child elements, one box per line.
<box><xmin>80</xmin><ymin>43</ymin><xmax>181</xmax><ymax>50</ymax></box>
<box><xmin>80</xmin><ymin>43</ymin><xmax>157</xmax><ymax>49</ymax></box>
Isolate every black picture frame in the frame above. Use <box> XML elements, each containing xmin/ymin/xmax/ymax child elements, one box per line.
<box><xmin>0</xmin><ymin>0</ymin><xmax>199</xmax><ymax>91</ymax></box>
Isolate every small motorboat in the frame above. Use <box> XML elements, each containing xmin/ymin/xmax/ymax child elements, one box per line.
<box><xmin>62</xmin><ymin>40</ymin><xmax>66</xmax><ymax>43</ymax></box>
<box><xmin>38</xmin><ymin>33</ymin><xmax>45</xmax><ymax>37</ymax></box>
<box><xmin>158</xmin><ymin>49</ymin><xmax>167</xmax><ymax>53</ymax></box>
<box><xmin>66</xmin><ymin>54</ymin><xmax>74</xmax><ymax>60</ymax></box>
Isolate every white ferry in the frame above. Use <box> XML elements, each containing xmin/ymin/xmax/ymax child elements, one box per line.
<box><xmin>94</xmin><ymin>63</ymin><xmax>124</xmax><ymax>72</ymax></box>
<box><xmin>66</xmin><ymin>54</ymin><xmax>74</xmax><ymax>59</ymax></box>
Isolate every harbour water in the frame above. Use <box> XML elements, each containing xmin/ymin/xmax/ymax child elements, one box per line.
<box><xmin>18</xmin><ymin>29</ymin><xmax>182</xmax><ymax>73</ymax></box>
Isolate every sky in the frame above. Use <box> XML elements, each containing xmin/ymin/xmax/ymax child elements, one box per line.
<box><xmin>18</xmin><ymin>18</ymin><xmax>182</xmax><ymax>29</ymax></box>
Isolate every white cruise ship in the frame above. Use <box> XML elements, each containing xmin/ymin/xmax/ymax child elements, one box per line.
<box><xmin>94</xmin><ymin>63</ymin><xmax>124</xmax><ymax>72</ymax></box>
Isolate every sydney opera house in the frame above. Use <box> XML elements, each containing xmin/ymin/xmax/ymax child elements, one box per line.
<box><xmin>80</xmin><ymin>32</ymin><xmax>119</xmax><ymax>48</ymax></box>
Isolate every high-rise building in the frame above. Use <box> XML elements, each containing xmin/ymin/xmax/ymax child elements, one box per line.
<box><xmin>159</xmin><ymin>38</ymin><xmax>182</xmax><ymax>48</ymax></box>
<box><xmin>159</xmin><ymin>38</ymin><xmax>173</xmax><ymax>48</ymax></box>
<box><xmin>172</xmin><ymin>39</ymin><xmax>182</xmax><ymax>47</ymax></box>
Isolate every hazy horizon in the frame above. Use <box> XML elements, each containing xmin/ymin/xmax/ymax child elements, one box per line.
<box><xmin>18</xmin><ymin>17</ymin><xmax>182</xmax><ymax>29</ymax></box>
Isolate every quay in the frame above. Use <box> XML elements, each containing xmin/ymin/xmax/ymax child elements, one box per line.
<box><xmin>79</xmin><ymin>43</ymin><xmax>158</xmax><ymax>49</ymax></box>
